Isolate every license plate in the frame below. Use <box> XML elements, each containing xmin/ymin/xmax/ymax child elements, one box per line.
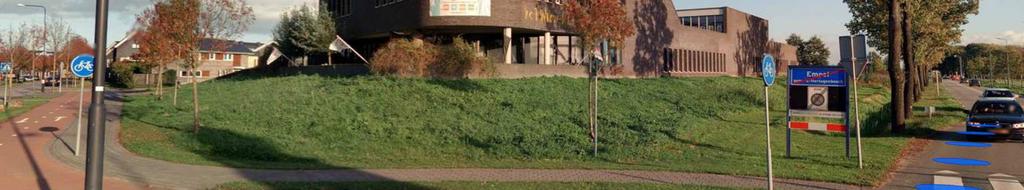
<box><xmin>994</xmin><ymin>129</ymin><xmax>1010</xmax><ymax>134</ymax></box>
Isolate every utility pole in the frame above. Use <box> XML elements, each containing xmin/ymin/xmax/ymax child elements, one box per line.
<box><xmin>84</xmin><ymin>0</ymin><xmax>109</xmax><ymax>189</ymax></box>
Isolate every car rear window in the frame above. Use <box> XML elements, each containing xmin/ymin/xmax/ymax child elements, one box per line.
<box><xmin>984</xmin><ymin>90</ymin><xmax>1015</xmax><ymax>98</ymax></box>
<box><xmin>973</xmin><ymin>101</ymin><xmax>1024</xmax><ymax>114</ymax></box>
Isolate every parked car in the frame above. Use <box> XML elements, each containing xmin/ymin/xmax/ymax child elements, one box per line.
<box><xmin>981</xmin><ymin>88</ymin><xmax>1017</xmax><ymax>99</ymax></box>
<box><xmin>966</xmin><ymin>98</ymin><xmax>1024</xmax><ymax>141</ymax></box>
<box><xmin>19</xmin><ymin>76</ymin><xmax>37</xmax><ymax>82</ymax></box>
<box><xmin>969</xmin><ymin>79</ymin><xmax>982</xmax><ymax>87</ymax></box>
<box><xmin>43</xmin><ymin>77</ymin><xmax>61</xmax><ymax>87</ymax></box>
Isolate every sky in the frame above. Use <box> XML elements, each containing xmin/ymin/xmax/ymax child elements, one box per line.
<box><xmin>674</xmin><ymin>0</ymin><xmax>1024</xmax><ymax>62</ymax></box>
<box><xmin>0</xmin><ymin>0</ymin><xmax>1021</xmax><ymax>63</ymax></box>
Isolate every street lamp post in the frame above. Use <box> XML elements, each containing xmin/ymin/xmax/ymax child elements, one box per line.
<box><xmin>17</xmin><ymin>3</ymin><xmax>46</xmax><ymax>92</ymax></box>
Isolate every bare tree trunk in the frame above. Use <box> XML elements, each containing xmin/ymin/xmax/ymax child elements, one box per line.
<box><xmin>588</xmin><ymin>61</ymin><xmax>596</xmax><ymax>155</ymax></box>
<box><xmin>902</xmin><ymin>2</ymin><xmax>916</xmax><ymax>120</ymax></box>
<box><xmin>173</xmin><ymin>79</ymin><xmax>179</xmax><ymax>106</ymax></box>
<box><xmin>190</xmin><ymin>67</ymin><xmax>201</xmax><ymax>134</ymax></box>
<box><xmin>889</xmin><ymin>0</ymin><xmax>906</xmax><ymax>133</ymax></box>
<box><xmin>156</xmin><ymin>64</ymin><xmax>165</xmax><ymax>100</ymax></box>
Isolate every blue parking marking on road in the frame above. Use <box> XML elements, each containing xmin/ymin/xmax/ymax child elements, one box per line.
<box><xmin>932</xmin><ymin>158</ymin><xmax>991</xmax><ymax>166</ymax></box>
<box><xmin>957</xmin><ymin>131</ymin><xmax>995</xmax><ymax>136</ymax></box>
<box><xmin>967</xmin><ymin>123</ymin><xmax>1000</xmax><ymax>128</ymax></box>
<box><xmin>944</xmin><ymin>141</ymin><xmax>992</xmax><ymax>148</ymax></box>
<box><xmin>914</xmin><ymin>184</ymin><xmax>981</xmax><ymax>190</ymax></box>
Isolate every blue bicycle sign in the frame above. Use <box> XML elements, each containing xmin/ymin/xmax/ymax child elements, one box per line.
<box><xmin>70</xmin><ymin>54</ymin><xmax>95</xmax><ymax>78</ymax></box>
<box><xmin>0</xmin><ymin>62</ymin><xmax>11</xmax><ymax>74</ymax></box>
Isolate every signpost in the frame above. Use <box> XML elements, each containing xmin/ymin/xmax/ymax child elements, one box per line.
<box><xmin>0</xmin><ymin>62</ymin><xmax>11</xmax><ymax>109</ymax></box>
<box><xmin>786</xmin><ymin>66</ymin><xmax>851</xmax><ymax>159</ymax></box>
<box><xmin>840</xmin><ymin>35</ymin><xmax>869</xmax><ymax>168</ymax></box>
<box><xmin>761</xmin><ymin>54</ymin><xmax>776</xmax><ymax>190</ymax></box>
<box><xmin>71</xmin><ymin>54</ymin><xmax>94</xmax><ymax>156</ymax></box>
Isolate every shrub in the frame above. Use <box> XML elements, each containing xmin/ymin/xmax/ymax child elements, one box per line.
<box><xmin>163</xmin><ymin>69</ymin><xmax>178</xmax><ymax>85</ymax></box>
<box><xmin>370</xmin><ymin>37</ymin><xmax>493</xmax><ymax>78</ymax></box>
<box><xmin>432</xmin><ymin>37</ymin><xmax>491</xmax><ymax>78</ymax></box>
<box><xmin>110</xmin><ymin>63</ymin><xmax>137</xmax><ymax>88</ymax></box>
<box><xmin>369</xmin><ymin>38</ymin><xmax>438</xmax><ymax>77</ymax></box>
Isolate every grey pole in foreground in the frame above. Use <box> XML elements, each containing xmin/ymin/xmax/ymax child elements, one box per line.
<box><xmin>85</xmin><ymin>0</ymin><xmax>109</xmax><ymax>189</ymax></box>
<box><xmin>852</xmin><ymin>59</ymin><xmax>864</xmax><ymax>169</ymax></box>
<box><xmin>763</xmin><ymin>86</ymin><xmax>773</xmax><ymax>190</ymax></box>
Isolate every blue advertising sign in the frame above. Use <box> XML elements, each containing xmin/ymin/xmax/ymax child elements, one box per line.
<box><xmin>762</xmin><ymin>54</ymin><xmax>776</xmax><ymax>86</ymax></box>
<box><xmin>70</xmin><ymin>54</ymin><xmax>95</xmax><ymax>78</ymax></box>
<box><xmin>789</xmin><ymin>67</ymin><xmax>848</xmax><ymax>87</ymax></box>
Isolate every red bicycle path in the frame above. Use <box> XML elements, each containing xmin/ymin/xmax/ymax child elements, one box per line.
<box><xmin>0</xmin><ymin>91</ymin><xmax>147</xmax><ymax>190</ymax></box>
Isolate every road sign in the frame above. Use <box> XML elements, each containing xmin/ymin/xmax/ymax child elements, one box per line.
<box><xmin>763</xmin><ymin>54</ymin><xmax>776</xmax><ymax>86</ymax></box>
<box><xmin>0</xmin><ymin>62</ymin><xmax>11</xmax><ymax>73</ymax></box>
<box><xmin>786</xmin><ymin>65</ymin><xmax>852</xmax><ymax>159</ymax></box>
<box><xmin>70</xmin><ymin>54</ymin><xmax>95</xmax><ymax>78</ymax></box>
<box><xmin>790</xmin><ymin>67</ymin><xmax>848</xmax><ymax>87</ymax></box>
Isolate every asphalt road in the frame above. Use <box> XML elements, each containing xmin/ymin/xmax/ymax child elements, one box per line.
<box><xmin>882</xmin><ymin>80</ymin><xmax>1024</xmax><ymax>190</ymax></box>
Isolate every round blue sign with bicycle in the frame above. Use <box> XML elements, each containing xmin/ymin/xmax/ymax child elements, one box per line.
<box><xmin>70</xmin><ymin>54</ymin><xmax>95</xmax><ymax>78</ymax></box>
<box><xmin>762</xmin><ymin>54</ymin><xmax>776</xmax><ymax>86</ymax></box>
<box><xmin>0</xmin><ymin>62</ymin><xmax>11</xmax><ymax>74</ymax></box>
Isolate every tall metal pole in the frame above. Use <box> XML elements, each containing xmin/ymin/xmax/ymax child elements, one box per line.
<box><xmin>763</xmin><ymin>86</ymin><xmax>774</xmax><ymax>190</ymax></box>
<box><xmin>853</xmin><ymin>58</ymin><xmax>863</xmax><ymax>169</ymax></box>
<box><xmin>85</xmin><ymin>0</ymin><xmax>109</xmax><ymax>189</ymax></box>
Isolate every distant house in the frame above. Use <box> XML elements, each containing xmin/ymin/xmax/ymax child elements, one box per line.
<box><xmin>168</xmin><ymin>38</ymin><xmax>262</xmax><ymax>83</ymax></box>
<box><xmin>106</xmin><ymin>31</ymin><xmax>264</xmax><ymax>83</ymax></box>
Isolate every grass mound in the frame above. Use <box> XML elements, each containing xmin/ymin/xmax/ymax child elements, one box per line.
<box><xmin>120</xmin><ymin>74</ymin><xmax>963</xmax><ymax>185</ymax></box>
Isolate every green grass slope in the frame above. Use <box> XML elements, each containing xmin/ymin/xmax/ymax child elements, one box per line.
<box><xmin>121</xmin><ymin>75</ymin><xmax>964</xmax><ymax>185</ymax></box>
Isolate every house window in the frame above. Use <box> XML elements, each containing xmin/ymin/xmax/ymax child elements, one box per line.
<box><xmin>207</xmin><ymin>53</ymin><xmax>215</xmax><ymax>60</ymax></box>
<box><xmin>180</xmin><ymin>70</ymin><xmax>202</xmax><ymax>77</ymax></box>
<box><xmin>131</xmin><ymin>43</ymin><xmax>139</xmax><ymax>49</ymax></box>
<box><xmin>225</xmin><ymin>54</ymin><xmax>234</xmax><ymax>61</ymax></box>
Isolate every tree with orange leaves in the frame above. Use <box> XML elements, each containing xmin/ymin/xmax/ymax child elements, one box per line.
<box><xmin>136</xmin><ymin>0</ymin><xmax>254</xmax><ymax>133</ymax></box>
<box><xmin>560</xmin><ymin>0</ymin><xmax>635</xmax><ymax>155</ymax></box>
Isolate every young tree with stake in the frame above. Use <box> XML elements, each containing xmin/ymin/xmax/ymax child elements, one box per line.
<box><xmin>560</xmin><ymin>0</ymin><xmax>635</xmax><ymax>155</ymax></box>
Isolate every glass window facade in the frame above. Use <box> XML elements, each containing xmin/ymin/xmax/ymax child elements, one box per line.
<box><xmin>680</xmin><ymin>15</ymin><xmax>724</xmax><ymax>33</ymax></box>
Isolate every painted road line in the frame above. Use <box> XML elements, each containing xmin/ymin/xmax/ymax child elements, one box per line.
<box><xmin>933</xmin><ymin>158</ymin><xmax>991</xmax><ymax>166</ymax></box>
<box><xmin>945</xmin><ymin>141</ymin><xmax>992</xmax><ymax>148</ymax></box>
<box><xmin>989</xmin><ymin>173</ymin><xmax>1024</xmax><ymax>190</ymax></box>
<box><xmin>54</xmin><ymin>116</ymin><xmax>64</xmax><ymax>122</ymax></box>
<box><xmin>15</xmin><ymin>118</ymin><xmax>28</xmax><ymax>123</ymax></box>
<box><xmin>935</xmin><ymin>170</ymin><xmax>964</xmax><ymax>186</ymax></box>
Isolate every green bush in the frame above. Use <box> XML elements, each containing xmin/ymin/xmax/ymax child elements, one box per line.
<box><xmin>109</xmin><ymin>63</ymin><xmax>136</xmax><ymax>88</ymax></box>
<box><xmin>163</xmin><ymin>69</ymin><xmax>178</xmax><ymax>85</ymax></box>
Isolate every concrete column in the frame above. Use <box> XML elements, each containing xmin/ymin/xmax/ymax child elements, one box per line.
<box><xmin>503</xmin><ymin>28</ymin><xmax>513</xmax><ymax>64</ymax></box>
<box><xmin>543</xmin><ymin>32</ymin><xmax>552</xmax><ymax>65</ymax></box>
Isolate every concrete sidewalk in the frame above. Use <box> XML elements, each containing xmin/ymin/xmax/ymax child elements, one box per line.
<box><xmin>47</xmin><ymin>90</ymin><xmax>867</xmax><ymax>190</ymax></box>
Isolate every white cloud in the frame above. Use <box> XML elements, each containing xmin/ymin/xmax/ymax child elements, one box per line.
<box><xmin>962</xmin><ymin>30</ymin><xmax>1024</xmax><ymax>45</ymax></box>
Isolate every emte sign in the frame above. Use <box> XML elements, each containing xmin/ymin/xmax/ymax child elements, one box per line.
<box><xmin>785</xmin><ymin>66</ymin><xmax>852</xmax><ymax>158</ymax></box>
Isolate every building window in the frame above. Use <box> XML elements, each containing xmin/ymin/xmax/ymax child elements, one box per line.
<box><xmin>225</xmin><ymin>54</ymin><xmax>234</xmax><ymax>61</ymax></box>
<box><xmin>375</xmin><ymin>0</ymin><xmax>404</xmax><ymax>8</ymax></box>
<box><xmin>180</xmin><ymin>70</ymin><xmax>201</xmax><ymax>77</ymax></box>
<box><xmin>327</xmin><ymin>0</ymin><xmax>352</xmax><ymax>17</ymax></box>
<box><xmin>131</xmin><ymin>43</ymin><xmax>139</xmax><ymax>49</ymax></box>
<box><xmin>208</xmin><ymin>53</ymin><xmax>215</xmax><ymax>60</ymax></box>
<box><xmin>680</xmin><ymin>15</ymin><xmax>725</xmax><ymax>33</ymax></box>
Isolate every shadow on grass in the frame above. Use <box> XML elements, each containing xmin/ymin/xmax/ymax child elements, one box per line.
<box><xmin>426</xmin><ymin>79</ymin><xmax>489</xmax><ymax>92</ymax></box>
<box><xmin>216</xmin><ymin>65</ymin><xmax>370</xmax><ymax>82</ymax></box>
<box><xmin>112</xmin><ymin>90</ymin><xmax>436</xmax><ymax>190</ymax></box>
